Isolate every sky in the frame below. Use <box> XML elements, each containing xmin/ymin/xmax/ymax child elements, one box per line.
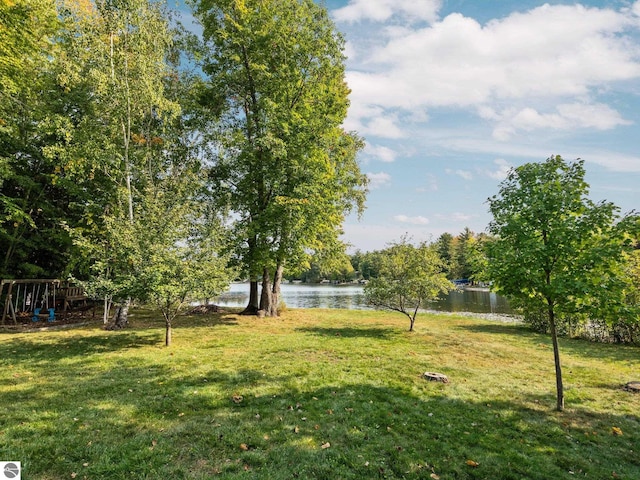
<box><xmin>178</xmin><ymin>0</ymin><xmax>640</xmax><ymax>252</ymax></box>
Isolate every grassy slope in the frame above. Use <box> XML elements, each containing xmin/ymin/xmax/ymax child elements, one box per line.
<box><xmin>0</xmin><ymin>309</ymin><xmax>638</xmax><ymax>479</ymax></box>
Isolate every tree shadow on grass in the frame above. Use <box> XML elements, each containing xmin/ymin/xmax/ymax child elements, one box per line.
<box><xmin>459</xmin><ymin>322</ymin><xmax>640</xmax><ymax>363</ymax></box>
<box><xmin>0</xmin><ymin>330</ymin><xmax>162</xmax><ymax>363</ymax></box>
<box><xmin>295</xmin><ymin>326</ymin><xmax>395</xmax><ymax>339</ymax></box>
<box><xmin>177</xmin><ymin>385</ymin><xmax>640</xmax><ymax>480</ymax></box>
<box><xmin>456</xmin><ymin>322</ymin><xmax>541</xmax><ymax>338</ymax></box>
<box><xmin>172</xmin><ymin>312</ymin><xmax>240</xmax><ymax>329</ymax></box>
<box><xmin>6</xmin><ymin>371</ymin><xmax>639</xmax><ymax>480</ymax></box>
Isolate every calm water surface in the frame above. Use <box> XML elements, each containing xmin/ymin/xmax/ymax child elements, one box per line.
<box><xmin>215</xmin><ymin>283</ymin><xmax>512</xmax><ymax>314</ymax></box>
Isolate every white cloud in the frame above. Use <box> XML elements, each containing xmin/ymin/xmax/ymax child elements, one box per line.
<box><xmin>482</xmin><ymin>159</ymin><xmax>512</xmax><ymax>181</ymax></box>
<box><xmin>345</xmin><ymin>3</ymin><xmax>640</xmax><ymax>138</ymax></box>
<box><xmin>490</xmin><ymin>102</ymin><xmax>632</xmax><ymax>140</ymax></box>
<box><xmin>422</xmin><ymin>173</ymin><xmax>438</xmax><ymax>192</ymax></box>
<box><xmin>333</xmin><ymin>0</ymin><xmax>442</xmax><ymax>24</ymax></box>
<box><xmin>394</xmin><ymin>214</ymin><xmax>430</xmax><ymax>225</ymax></box>
<box><xmin>446</xmin><ymin>168</ymin><xmax>473</xmax><ymax>180</ymax></box>
<box><xmin>366</xmin><ymin>171</ymin><xmax>392</xmax><ymax>189</ymax></box>
<box><xmin>585</xmin><ymin>152</ymin><xmax>640</xmax><ymax>172</ymax></box>
<box><xmin>436</xmin><ymin>212</ymin><xmax>473</xmax><ymax>222</ymax></box>
<box><xmin>365</xmin><ymin>144</ymin><xmax>397</xmax><ymax>163</ymax></box>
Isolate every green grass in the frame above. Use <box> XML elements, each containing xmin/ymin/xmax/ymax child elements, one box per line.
<box><xmin>1</xmin><ymin>309</ymin><xmax>638</xmax><ymax>479</ymax></box>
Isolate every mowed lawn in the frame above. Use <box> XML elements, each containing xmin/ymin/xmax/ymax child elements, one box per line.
<box><xmin>1</xmin><ymin>309</ymin><xmax>638</xmax><ymax>479</ymax></box>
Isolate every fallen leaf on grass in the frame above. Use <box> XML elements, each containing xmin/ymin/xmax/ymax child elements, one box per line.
<box><xmin>611</xmin><ymin>427</ymin><xmax>623</xmax><ymax>436</ymax></box>
<box><xmin>71</xmin><ymin>473</ymin><xmax>77</xmax><ymax>479</ymax></box>
<box><xmin>321</xmin><ymin>442</ymin><xmax>330</xmax><ymax>449</ymax></box>
<box><xmin>232</xmin><ymin>395</ymin><xmax>243</xmax><ymax>404</ymax></box>
<box><xmin>466</xmin><ymin>460</ymin><xmax>479</xmax><ymax>467</ymax></box>
<box><xmin>293</xmin><ymin>426</ymin><xmax>300</xmax><ymax>433</ymax></box>
<box><xmin>240</xmin><ymin>443</ymin><xmax>249</xmax><ymax>451</ymax></box>
<box><xmin>430</xmin><ymin>474</ymin><xmax>440</xmax><ymax>480</ymax></box>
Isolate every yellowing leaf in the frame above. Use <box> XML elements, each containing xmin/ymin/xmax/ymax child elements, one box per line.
<box><xmin>240</xmin><ymin>443</ymin><xmax>249</xmax><ymax>451</ymax></box>
<box><xmin>466</xmin><ymin>460</ymin><xmax>479</xmax><ymax>467</ymax></box>
<box><xmin>612</xmin><ymin>426</ymin><xmax>623</xmax><ymax>436</ymax></box>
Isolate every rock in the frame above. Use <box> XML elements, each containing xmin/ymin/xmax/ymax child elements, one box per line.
<box><xmin>623</xmin><ymin>381</ymin><xmax>640</xmax><ymax>393</ymax></box>
<box><xmin>188</xmin><ymin>304</ymin><xmax>224</xmax><ymax>315</ymax></box>
<box><xmin>423</xmin><ymin>372</ymin><xmax>449</xmax><ymax>383</ymax></box>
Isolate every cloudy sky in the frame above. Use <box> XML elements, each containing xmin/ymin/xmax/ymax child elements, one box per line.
<box><xmin>180</xmin><ymin>0</ymin><xmax>640</xmax><ymax>252</ymax></box>
<box><xmin>322</xmin><ymin>0</ymin><xmax>640</xmax><ymax>251</ymax></box>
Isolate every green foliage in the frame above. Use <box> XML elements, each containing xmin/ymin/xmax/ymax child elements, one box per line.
<box><xmin>194</xmin><ymin>0</ymin><xmax>368</xmax><ymax>313</ymax></box>
<box><xmin>350</xmin><ymin>249</ymin><xmax>383</xmax><ymax>280</ymax></box>
<box><xmin>486</xmin><ymin>155</ymin><xmax>639</xmax><ymax>409</ymax></box>
<box><xmin>364</xmin><ymin>236</ymin><xmax>454</xmax><ymax>331</ymax></box>
<box><xmin>487</xmin><ymin>156</ymin><xmax>637</xmax><ymax>324</ymax></box>
<box><xmin>0</xmin><ymin>0</ymin><xmax>79</xmax><ymax>277</ymax></box>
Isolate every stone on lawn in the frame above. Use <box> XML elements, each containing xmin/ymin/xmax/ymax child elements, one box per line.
<box><xmin>423</xmin><ymin>372</ymin><xmax>449</xmax><ymax>383</ymax></box>
<box><xmin>623</xmin><ymin>381</ymin><xmax>640</xmax><ymax>393</ymax></box>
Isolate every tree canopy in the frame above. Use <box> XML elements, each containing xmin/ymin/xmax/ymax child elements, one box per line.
<box><xmin>194</xmin><ymin>0</ymin><xmax>367</xmax><ymax>316</ymax></box>
<box><xmin>486</xmin><ymin>155</ymin><xmax>638</xmax><ymax>411</ymax></box>
<box><xmin>364</xmin><ymin>237</ymin><xmax>454</xmax><ymax>332</ymax></box>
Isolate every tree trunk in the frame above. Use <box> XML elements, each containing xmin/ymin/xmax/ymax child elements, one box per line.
<box><xmin>102</xmin><ymin>296</ymin><xmax>111</xmax><ymax>325</ymax></box>
<box><xmin>409</xmin><ymin>303</ymin><xmax>420</xmax><ymax>332</ymax></box>
<box><xmin>240</xmin><ymin>280</ymin><xmax>260</xmax><ymax>315</ymax></box>
<box><xmin>269</xmin><ymin>263</ymin><xmax>284</xmax><ymax>317</ymax></box>
<box><xmin>165</xmin><ymin>320</ymin><xmax>172</xmax><ymax>347</ymax></box>
<box><xmin>548</xmin><ymin>305</ymin><xmax>564</xmax><ymax>411</ymax></box>
<box><xmin>259</xmin><ymin>267</ymin><xmax>273</xmax><ymax>315</ymax></box>
<box><xmin>106</xmin><ymin>300</ymin><xmax>129</xmax><ymax>330</ymax></box>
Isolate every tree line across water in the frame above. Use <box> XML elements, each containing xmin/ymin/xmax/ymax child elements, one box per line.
<box><xmin>293</xmin><ymin>227</ymin><xmax>487</xmax><ymax>285</ymax></box>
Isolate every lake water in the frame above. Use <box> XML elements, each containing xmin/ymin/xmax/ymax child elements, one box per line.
<box><xmin>215</xmin><ymin>283</ymin><xmax>513</xmax><ymax>315</ymax></box>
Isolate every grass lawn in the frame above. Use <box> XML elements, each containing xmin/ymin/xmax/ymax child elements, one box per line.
<box><xmin>1</xmin><ymin>308</ymin><xmax>638</xmax><ymax>479</ymax></box>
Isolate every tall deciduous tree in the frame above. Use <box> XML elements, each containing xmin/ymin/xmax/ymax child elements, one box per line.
<box><xmin>486</xmin><ymin>155</ymin><xmax>637</xmax><ymax>411</ymax></box>
<box><xmin>194</xmin><ymin>0</ymin><xmax>367</xmax><ymax>316</ymax></box>
<box><xmin>0</xmin><ymin>0</ymin><xmax>79</xmax><ymax>278</ymax></box>
<box><xmin>62</xmin><ymin>0</ymin><xmax>185</xmax><ymax>327</ymax></box>
<box><xmin>364</xmin><ymin>237</ymin><xmax>454</xmax><ymax>332</ymax></box>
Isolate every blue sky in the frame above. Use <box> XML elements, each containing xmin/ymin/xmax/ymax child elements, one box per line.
<box><xmin>178</xmin><ymin>1</ymin><xmax>640</xmax><ymax>252</ymax></box>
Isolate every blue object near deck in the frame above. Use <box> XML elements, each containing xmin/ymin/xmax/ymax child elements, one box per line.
<box><xmin>31</xmin><ymin>308</ymin><xmax>56</xmax><ymax>322</ymax></box>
